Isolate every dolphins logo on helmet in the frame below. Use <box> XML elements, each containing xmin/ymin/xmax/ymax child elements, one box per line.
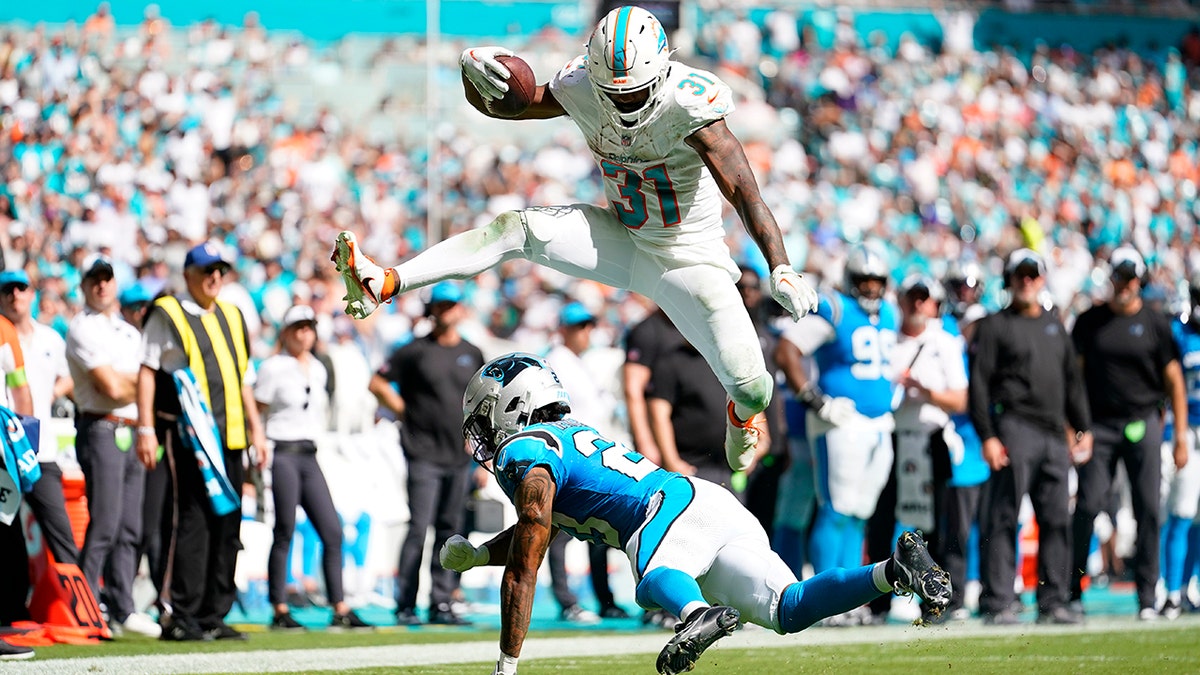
<box><xmin>585</xmin><ymin>6</ymin><xmax>673</xmax><ymax>137</ymax></box>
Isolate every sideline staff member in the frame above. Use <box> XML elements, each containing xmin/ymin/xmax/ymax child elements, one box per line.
<box><xmin>969</xmin><ymin>248</ymin><xmax>1090</xmax><ymax>625</ymax></box>
<box><xmin>1070</xmin><ymin>246</ymin><xmax>1188</xmax><ymax>620</ymax></box>
<box><xmin>66</xmin><ymin>256</ymin><xmax>160</xmax><ymax>637</ymax></box>
<box><xmin>257</xmin><ymin>305</ymin><xmax>370</xmax><ymax>631</ymax></box>
<box><xmin>135</xmin><ymin>242</ymin><xmax>268</xmax><ymax>641</ymax></box>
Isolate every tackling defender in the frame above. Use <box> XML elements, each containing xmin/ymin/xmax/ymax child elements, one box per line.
<box><xmin>331</xmin><ymin>5</ymin><xmax>818</xmax><ymax>471</ymax></box>
<box><xmin>442</xmin><ymin>353</ymin><xmax>952</xmax><ymax>675</ymax></box>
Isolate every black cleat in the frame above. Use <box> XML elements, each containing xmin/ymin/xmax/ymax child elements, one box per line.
<box><xmin>270</xmin><ymin>612</ymin><xmax>307</xmax><ymax>632</ymax></box>
<box><xmin>655</xmin><ymin>605</ymin><xmax>740</xmax><ymax>675</ymax></box>
<box><xmin>203</xmin><ymin>622</ymin><xmax>247</xmax><ymax>641</ymax></box>
<box><xmin>159</xmin><ymin>617</ymin><xmax>213</xmax><ymax>642</ymax></box>
<box><xmin>428</xmin><ymin>603</ymin><xmax>472</xmax><ymax>626</ymax></box>
<box><xmin>600</xmin><ymin>604</ymin><xmax>631</xmax><ymax>619</ymax></box>
<box><xmin>892</xmin><ymin>531</ymin><xmax>952</xmax><ymax>615</ymax></box>
<box><xmin>330</xmin><ymin>609</ymin><xmax>373</xmax><ymax>630</ymax></box>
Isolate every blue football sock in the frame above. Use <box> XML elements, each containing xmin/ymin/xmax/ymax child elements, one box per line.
<box><xmin>772</xmin><ymin>524</ymin><xmax>807</xmax><ymax>576</ymax></box>
<box><xmin>1185</xmin><ymin>522</ymin><xmax>1200</xmax><ymax>589</ymax></box>
<box><xmin>841</xmin><ymin>517</ymin><xmax>868</xmax><ymax>570</ymax></box>
<box><xmin>1164</xmin><ymin>516</ymin><xmax>1190</xmax><ymax>593</ymax></box>
<box><xmin>810</xmin><ymin>504</ymin><xmax>856</xmax><ymax>574</ymax></box>
<box><xmin>778</xmin><ymin>564</ymin><xmax>886</xmax><ymax>633</ymax></box>
<box><xmin>635</xmin><ymin>567</ymin><xmax>706</xmax><ymax>619</ymax></box>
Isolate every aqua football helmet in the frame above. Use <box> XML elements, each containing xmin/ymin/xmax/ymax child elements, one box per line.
<box><xmin>586</xmin><ymin>5</ymin><xmax>672</xmax><ymax>134</ymax></box>
<box><xmin>462</xmin><ymin>352</ymin><xmax>571</xmax><ymax>466</ymax></box>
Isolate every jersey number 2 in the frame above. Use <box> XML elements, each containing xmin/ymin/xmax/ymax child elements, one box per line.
<box><xmin>574</xmin><ymin>429</ymin><xmax>656</xmax><ymax>481</ymax></box>
<box><xmin>600</xmin><ymin>160</ymin><xmax>681</xmax><ymax>229</ymax></box>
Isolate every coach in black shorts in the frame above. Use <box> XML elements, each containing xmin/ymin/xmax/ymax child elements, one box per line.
<box><xmin>1069</xmin><ymin>246</ymin><xmax>1188</xmax><ymax>620</ymax></box>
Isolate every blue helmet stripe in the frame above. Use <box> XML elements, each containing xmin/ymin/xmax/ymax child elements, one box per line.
<box><xmin>611</xmin><ymin>6</ymin><xmax>632</xmax><ymax>75</ymax></box>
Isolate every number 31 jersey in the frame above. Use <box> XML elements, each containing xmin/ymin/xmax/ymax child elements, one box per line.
<box><xmin>493</xmin><ymin>418</ymin><xmax>677</xmax><ymax>549</ymax></box>
<box><xmin>548</xmin><ymin>55</ymin><xmax>732</xmax><ymax>251</ymax></box>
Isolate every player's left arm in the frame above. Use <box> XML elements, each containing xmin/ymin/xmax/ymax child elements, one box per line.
<box><xmin>1165</xmin><ymin>359</ymin><xmax>1189</xmax><ymax>469</ymax></box>
<box><xmin>498</xmin><ymin>465</ymin><xmax>557</xmax><ymax>664</ymax></box>
<box><xmin>686</xmin><ymin>120</ymin><xmax>788</xmax><ymax>271</ymax></box>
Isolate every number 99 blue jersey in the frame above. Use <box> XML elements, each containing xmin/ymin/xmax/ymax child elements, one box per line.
<box><xmin>493</xmin><ymin>418</ymin><xmax>678</xmax><ymax>549</ymax></box>
<box><xmin>813</xmin><ymin>292</ymin><xmax>898</xmax><ymax>419</ymax></box>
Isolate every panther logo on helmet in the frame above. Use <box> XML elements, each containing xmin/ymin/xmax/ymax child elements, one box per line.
<box><xmin>463</xmin><ymin>353</ymin><xmax>571</xmax><ymax>467</ymax></box>
<box><xmin>482</xmin><ymin>354</ymin><xmax>557</xmax><ymax>386</ymax></box>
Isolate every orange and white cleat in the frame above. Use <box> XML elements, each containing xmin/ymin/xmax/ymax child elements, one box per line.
<box><xmin>330</xmin><ymin>231</ymin><xmax>398</xmax><ymax>319</ymax></box>
<box><xmin>724</xmin><ymin>400</ymin><xmax>766</xmax><ymax>472</ymax></box>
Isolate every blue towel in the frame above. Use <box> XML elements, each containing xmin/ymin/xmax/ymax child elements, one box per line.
<box><xmin>173</xmin><ymin>369</ymin><xmax>241</xmax><ymax>517</ymax></box>
<box><xmin>0</xmin><ymin>407</ymin><xmax>41</xmax><ymax>525</ymax></box>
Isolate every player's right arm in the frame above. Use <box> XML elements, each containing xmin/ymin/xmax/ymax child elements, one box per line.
<box><xmin>496</xmin><ymin>465</ymin><xmax>557</xmax><ymax>672</ymax></box>
<box><xmin>460</xmin><ymin>47</ymin><xmax>565</xmax><ymax>120</ymax></box>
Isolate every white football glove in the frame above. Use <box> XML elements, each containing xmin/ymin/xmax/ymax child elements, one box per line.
<box><xmin>770</xmin><ymin>265</ymin><xmax>819</xmax><ymax>320</ymax></box>
<box><xmin>461</xmin><ymin>46</ymin><xmax>514</xmax><ymax>101</ymax></box>
<box><xmin>815</xmin><ymin>396</ymin><xmax>861</xmax><ymax>428</ymax></box>
<box><xmin>439</xmin><ymin>534</ymin><xmax>489</xmax><ymax>573</ymax></box>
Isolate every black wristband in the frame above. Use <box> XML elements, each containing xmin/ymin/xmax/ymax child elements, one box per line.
<box><xmin>796</xmin><ymin>384</ymin><xmax>827</xmax><ymax>409</ymax></box>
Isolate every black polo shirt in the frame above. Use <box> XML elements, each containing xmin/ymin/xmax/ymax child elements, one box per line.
<box><xmin>377</xmin><ymin>335</ymin><xmax>484</xmax><ymax>467</ymax></box>
<box><xmin>1071</xmin><ymin>304</ymin><xmax>1178</xmax><ymax>421</ymax></box>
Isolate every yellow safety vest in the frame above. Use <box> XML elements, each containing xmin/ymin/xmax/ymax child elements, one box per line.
<box><xmin>152</xmin><ymin>296</ymin><xmax>250</xmax><ymax>449</ymax></box>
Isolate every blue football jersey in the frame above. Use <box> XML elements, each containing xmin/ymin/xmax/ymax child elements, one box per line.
<box><xmin>941</xmin><ymin>314</ymin><xmax>961</xmax><ymax>337</ymax></box>
<box><xmin>812</xmin><ymin>292</ymin><xmax>898</xmax><ymax>418</ymax></box>
<box><xmin>493</xmin><ymin>418</ymin><xmax>678</xmax><ymax>549</ymax></box>
<box><xmin>1172</xmin><ymin>319</ymin><xmax>1200</xmax><ymax>423</ymax></box>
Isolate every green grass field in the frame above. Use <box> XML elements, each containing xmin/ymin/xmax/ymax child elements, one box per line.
<box><xmin>378</xmin><ymin>628</ymin><xmax>1200</xmax><ymax>675</ymax></box>
<box><xmin>20</xmin><ymin>619</ymin><xmax>1200</xmax><ymax>675</ymax></box>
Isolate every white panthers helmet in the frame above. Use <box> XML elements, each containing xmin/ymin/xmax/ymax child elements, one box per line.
<box><xmin>462</xmin><ymin>352</ymin><xmax>571</xmax><ymax>466</ymax></box>
<box><xmin>586</xmin><ymin>6</ymin><xmax>673</xmax><ymax>134</ymax></box>
<box><xmin>844</xmin><ymin>243</ymin><xmax>890</xmax><ymax>314</ymax></box>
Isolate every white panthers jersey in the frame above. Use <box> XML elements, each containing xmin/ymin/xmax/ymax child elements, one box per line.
<box><xmin>549</xmin><ymin>55</ymin><xmax>734</xmax><ymax>255</ymax></box>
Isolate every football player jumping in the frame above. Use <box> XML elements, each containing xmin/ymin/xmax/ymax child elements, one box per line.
<box><xmin>332</xmin><ymin>5</ymin><xmax>818</xmax><ymax>472</ymax></box>
<box><xmin>444</xmin><ymin>353</ymin><xmax>951</xmax><ymax>675</ymax></box>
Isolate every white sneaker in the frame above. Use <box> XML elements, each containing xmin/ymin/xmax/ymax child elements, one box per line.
<box><xmin>1160</xmin><ymin>599</ymin><xmax>1182</xmax><ymax>621</ymax></box>
<box><xmin>331</xmin><ymin>231</ymin><xmax>397</xmax><ymax>319</ymax></box>
<box><xmin>116</xmin><ymin>612</ymin><xmax>163</xmax><ymax>638</ymax></box>
<box><xmin>724</xmin><ymin>401</ymin><xmax>765</xmax><ymax>471</ymax></box>
<box><xmin>1137</xmin><ymin>607</ymin><xmax>1159</xmax><ymax>622</ymax></box>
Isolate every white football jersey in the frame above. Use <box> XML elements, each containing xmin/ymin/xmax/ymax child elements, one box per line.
<box><xmin>549</xmin><ymin>55</ymin><xmax>734</xmax><ymax>254</ymax></box>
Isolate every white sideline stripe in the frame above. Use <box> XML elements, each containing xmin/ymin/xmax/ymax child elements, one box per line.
<box><xmin>10</xmin><ymin>615</ymin><xmax>1197</xmax><ymax>674</ymax></box>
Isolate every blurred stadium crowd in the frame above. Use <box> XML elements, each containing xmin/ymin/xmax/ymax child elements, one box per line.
<box><xmin>2</xmin><ymin>4</ymin><xmax>1200</xmax><ymax>355</ymax></box>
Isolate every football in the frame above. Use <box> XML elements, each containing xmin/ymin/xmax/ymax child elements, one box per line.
<box><xmin>488</xmin><ymin>55</ymin><xmax>536</xmax><ymax>118</ymax></box>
